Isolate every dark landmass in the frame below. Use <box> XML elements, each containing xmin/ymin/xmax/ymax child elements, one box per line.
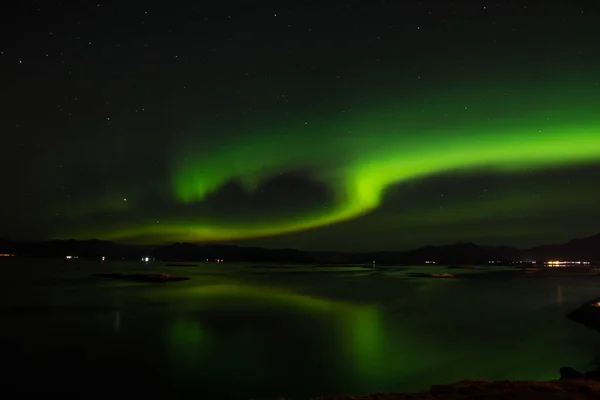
<box><xmin>521</xmin><ymin>234</ymin><xmax>600</xmax><ymax>261</ymax></box>
<box><xmin>312</xmin><ymin>379</ymin><xmax>600</xmax><ymax>400</ymax></box>
<box><xmin>93</xmin><ymin>273</ymin><xmax>189</xmax><ymax>282</ymax></box>
<box><xmin>331</xmin><ymin>243</ymin><xmax>521</xmax><ymax>265</ymax></box>
<box><xmin>154</xmin><ymin>242</ymin><xmax>315</xmax><ymax>263</ymax></box>
<box><xmin>1</xmin><ymin>232</ymin><xmax>599</xmax><ymax>264</ymax></box>
<box><xmin>0</xmin><ymin>238</ymin><xmax>151</xmax><ymax>260</ymax></box>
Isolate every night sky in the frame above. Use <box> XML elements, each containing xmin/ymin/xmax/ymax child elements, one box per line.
<box><xmin>1</xmin><ymin>1</ymin><xmax>599</xmax><ymax>251</ymax></box>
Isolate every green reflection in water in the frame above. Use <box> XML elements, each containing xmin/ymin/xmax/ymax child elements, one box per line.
<box><xmin>341</xmin><ymin>305</ymin><xmax>385</xmax><ymax>384</ymax></box>
<box><xmin>165</xmin><ymin>282</ymin><xmax>386</xmax><ymax>393</ymax></box>
<box><xmin>168</xmin><ymin>317</ymin><xmax>208</xmax><ymax>360</ymax></box>
<box><xmin>164</xmin><ymin>280</ymin><xmax>575</xmax><ymax>395</ymax></box>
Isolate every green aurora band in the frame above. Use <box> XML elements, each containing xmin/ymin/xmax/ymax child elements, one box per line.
<box><xmin>85</xmin><ymin>74</ymin><xmax>600</xmax><ymax>244</ymax></box>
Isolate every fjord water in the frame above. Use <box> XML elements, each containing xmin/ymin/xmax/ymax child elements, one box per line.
<box><xmin>2</xmin><ymin>260</ymin><xmax>600</xmax><ymax>398</ymax></box>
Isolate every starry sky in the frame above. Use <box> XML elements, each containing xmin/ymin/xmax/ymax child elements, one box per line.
<box><xmin>1</xmin><ymin>0</ymin><xmax>599</xmax><ymax>251</ymax></box>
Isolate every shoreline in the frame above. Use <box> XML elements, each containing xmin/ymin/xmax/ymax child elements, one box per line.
<box><xmin>311</xmin><ymin>379</ymin><xmax>600</xmax><ymax>399</ymax></box>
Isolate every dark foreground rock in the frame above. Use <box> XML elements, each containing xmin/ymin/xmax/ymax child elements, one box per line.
<box><xmin>93</xmin><ymin>273</ymin><xmax>189</xmax><ymax>282</ymax></box>
<box><xmin>559</xmin><ymin>366</ymin><xmax>600</xmax><ymax>381</ymax></box>
<box><xmin>311</xmin><ymin>379</ymin><xmax>600</xmax><ymax>400</ymax></box>
<box><xmin>560</xmin><ymin>367</ymin><xmax>584</xmax><ymax>380</ymax></box>
<box><xmin>567</xmin><ymin>297</ymin><xmax>600</xmax><ymax>334</ymax></box>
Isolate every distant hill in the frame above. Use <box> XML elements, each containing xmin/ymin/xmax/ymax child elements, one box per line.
<box><xmin>2</xmin><ymin>239</ymin><xmax>315</xmax><ymax>263</ymax></box>
<box><xmin>521</xmin><ymin>233</ymin><xmax>600</xmax><ymax>261</ymax></box>
<box><xmin>10</xmin><ymin>239</ymin><xmax>149</xmax><ymax>260</ymax></box>
<box><xmin>0</xmin><ymin>237</ymin><xmax>15</xmax><ymax>253</ymax></box>
<box><xmin>311</xmin><ymin>243</ymin><xmax>521</xmax><ymax>265</ymax></box>
<box><xmin>154</xmin><ymin>243</ymin><xmax>315</xmax><ymax>263</ymax></box>
<box><xmin>1</xmin><ymin>233</ymin><xmax>599</xmax><ymax>263</ymax></box>
<box><xmin>312</xmin><ymin>235</ymin><xmax>600</xmax><ymax>264</ymax></box>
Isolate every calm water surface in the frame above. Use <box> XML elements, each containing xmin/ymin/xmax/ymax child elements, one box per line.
<box><xmin>1</xmin><ymin>259</ymin><xmax>599</xmax><ymax>398</ymax></box>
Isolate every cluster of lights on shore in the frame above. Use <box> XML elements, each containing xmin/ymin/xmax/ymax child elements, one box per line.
<box><xmin>487</xmin><ymin>260</ymin><xmax>591</xmax><ymax>266</ymax></box>
<box><xmin>545</xmin><ymin>260</ymin><xmax>591</xmax><ymax>267</ymax></box>
<box><xmin>140</xmin><ymin>257</ymin><xmax>224</xmax><ymax>263</ymax></box>
<box><xmin>62</xmin><ymin>255</ymin><xmax>226</xmax><ymax>263</ymax></box>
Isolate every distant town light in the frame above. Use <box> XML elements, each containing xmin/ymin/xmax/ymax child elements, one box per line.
<box><xmin>101</xmin><ymin>256</ymin><xmax>106</xmax><ymax>261</ymax></box>
<box><xmin>544</xmin><ymin>260</ymin><xmax>591</xmax><ymax>267</ymax></box>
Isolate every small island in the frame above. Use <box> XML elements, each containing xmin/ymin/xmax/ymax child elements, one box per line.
<box><xmin>93</xmin><ymin>273</ymin><xmax>190</xmax><ymax>283</ymax></box>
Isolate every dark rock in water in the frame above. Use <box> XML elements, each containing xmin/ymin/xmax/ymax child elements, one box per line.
<box><xmin>407</xmin><ymin>272</ymin><xmax>454</xmax><ymax>278</ymax></box>
<box><xmin>560</xmin><ymin>367</ymin><xmax>584</xmax><ymax>380</ymax></box>
<box><xmin>567</xmin><ymin>298</ymin><xmax>600</xmax><ymax>334</ymax></box>
<box><xmin>585</xmin><ymin>370</ymin><xmax>600</xmax><ymax>380</ymax></box>
<box><xmin>94</xmin><ymin>273</ymin><xmax>189</xmax><ymax>282</ymax></box>
<box><xmin>165</xmin><ymin>263</ymin><xmax>198</xmax><ymax>267</ymax></box>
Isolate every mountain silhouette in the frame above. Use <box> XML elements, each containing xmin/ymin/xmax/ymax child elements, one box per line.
<box><xmin>1</xmin><ymin>233</ymin><xmax>599</xmax><ymax>264</ymax></box>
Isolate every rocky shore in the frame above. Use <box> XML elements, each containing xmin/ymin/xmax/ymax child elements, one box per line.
<box><xmin>312</xmin><ymin>379</ymin><xmax>600</xmax><ymax>400</ymax></box>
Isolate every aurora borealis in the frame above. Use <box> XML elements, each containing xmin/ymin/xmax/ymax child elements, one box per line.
<box><xmin>2</xmin><ymin>1</ymin><xmax>600</xmax><ymax>250</ymax></box>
